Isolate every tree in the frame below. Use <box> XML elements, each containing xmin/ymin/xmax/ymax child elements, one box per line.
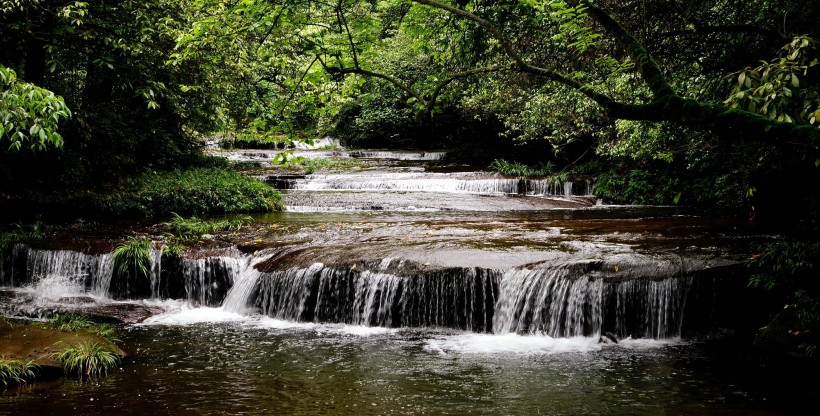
<box><xmin>405</xmin><ymin>0</ymin><xmax>819</xmax><ymax>149</ymax></box>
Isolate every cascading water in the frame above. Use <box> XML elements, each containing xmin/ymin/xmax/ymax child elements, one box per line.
<box><xmin>3</xmin><ymin>244</ymin><xmax>115</xmax><ymax>297</ymax></box>
<box><xmin>212</xmin><ymin>259</ymin><xmax>701</xmax><ymax>338</ymax></box>
<box><xmin>279</xmin><ymin>172</ymin><xmax>590</xmax><ymax>197</ymax></box>
<box><xmin>180</xmin><ymin>256</ymin><xmax>246</xmax><ymax>306</ymax></box>
<box><xmin>2</xmin><ymin>245</ymin><xmax>712</xmax><ymax>339</ymax></box>
<box><xmin>250</xmin><ymin>264</ymin><xmax>497</xmax><ymax>330</ymax></box>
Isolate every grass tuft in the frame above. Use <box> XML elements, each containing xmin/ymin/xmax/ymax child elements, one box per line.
<box><xmin>112</xmin><ymin>236</ymin><xmax>153</xmax><ymax>280</ymax></box>
<box><xmin>49</xmin><ymin>313</ymin><xmax>94</xmax><ymax>332</ymax></box>
<box><xmin>0</xmin><ymin>359</ymin><xmax>39</xmax><ymax>387</ymax></box>
<box><xmin>55</xmin><ymin>341</ymin><xmax>121</xmax><ymax>380</ymax></box>
<box><xmin>489</xmin><ymin>159</ymin><xmax>554</xmax><ymax>178</ymax></box>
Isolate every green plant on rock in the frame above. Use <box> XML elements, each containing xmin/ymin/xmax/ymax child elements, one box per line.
<box><xmin>113</xmin><ymin>236</ymin><xmax>153</xmax><ymax>281</ymax></box>
<box><xmin>164</xmin><ymin>213</ymin><xmax>251</xmax><ymax>241</ymax></box>
<box><xmin>489</xmin><ymin>159</ymin><xmax>554</xmax><ymax>178</ymax></box>
<box><xmin>0</xmin><ymin>359</ymin><xmax>39</xmax><ymax>387</ymax></box>
<box><xmin>55</xmin><ymin>342</ymin><xmax>121</xmax><ymax>379</ymax></box>
<box><xmin>49</xmin><ymin>313</ymin><xmax>93</xmax><ymax>332</ymax></box>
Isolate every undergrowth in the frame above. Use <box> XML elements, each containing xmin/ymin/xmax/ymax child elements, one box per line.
<box><xmin>49</xmin><ymin>313</ymin><xmax>121</xmax><ymax>343</ymax></box>
<box><xmin>94</xmin><ymin>168</ymin><xmax>284</xmax><ymax>217</ymax></box>
<box><xmin>272</xmin><ymin>156</ymin><xmax>366</xmax><ymax>174</ymax></box>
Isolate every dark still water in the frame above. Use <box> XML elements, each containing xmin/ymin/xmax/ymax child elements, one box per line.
<box><xmin>2</xmin><ymin>314</ymin><xmax>813</xmax><ymax>415</ymax></box>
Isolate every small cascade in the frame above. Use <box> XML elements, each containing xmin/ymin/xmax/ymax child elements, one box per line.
<box><xmin>2</xmin><ymin>243</ymin><xmax>711</xmax><ymax>339</ymax></box>
<box><xmin>494</xmin><ymin>267</ymin><xmax>604</xmax><ymax>337</ymax></box>
<box><xmin>221</xmin><ymin>256</ymin><xmax>267</xmax><ymax>313</ymax></box>
<box><xmin>253</xmin><ymin>264</ymin><xmax>498</xmax><ymax>331</ymax></box>
<box><xmin>280</xmin><ymin>172</ymin><xmax>592</xmax><ymax>197</ymax></box>
<box><xmin>348</xmin><ymin>150</ymin><xmax>446</xmax><ymax>161</ymax></box>
<box><xmin>4</xmin><ymin>244</ymin><xmax>115</xmax><ymax>297</ymax></box>
<box><xmin>241</xmin><ymin>261</ymin><xmax>700</xmax><ymax>338</ymax></box>
<box><xmin>493</xmin><ymin>266</ymin><xmax>693</xmax><ymax>338</ymax></box>
<box><xmin>181</xmin><ymin>256</ymin><xmax>246</xmax><ymax>306</ymax></box>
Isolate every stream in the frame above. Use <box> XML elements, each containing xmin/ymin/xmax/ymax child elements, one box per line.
<box><xmin>0</xmin><ymin>144</ymin><xmax>813</xmax><ymax>415</ymax></box>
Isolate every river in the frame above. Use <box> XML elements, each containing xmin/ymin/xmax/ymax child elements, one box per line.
<box><xmin>1</xmin><ymin>146</ymin><xmax>813</xmax><ymax>414</ymax></box>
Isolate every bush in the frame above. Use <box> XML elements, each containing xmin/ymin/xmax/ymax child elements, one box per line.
<box><xmin>95</xmin><ymin>168</ymin><xmax>284</xmax><ymax>217</ymax></box>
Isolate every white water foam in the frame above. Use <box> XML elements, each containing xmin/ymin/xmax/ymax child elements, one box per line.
<box><xmin>141</xmin><ymin>305</ymin><xmax>397</xmax><ymax>338</ymax></box>
<box><xmin>424</xmin><ymin>333</ymin><xmax>683</xmax><ymax>356</ymax></box>
<box><xmin>424</xmin><ymin>333</ymin><xmax>601</xmax><ymax>356</ymax></box>
<box><xmin>141</xmin><ymin>306</ymin><xmax>249</xmax><ymax>325</ymax></box>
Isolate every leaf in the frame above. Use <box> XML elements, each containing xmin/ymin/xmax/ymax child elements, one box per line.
<box><xmin>791</xmin><ymin>73</ymin><xmax>799</xmax><ymax>88</ymax></box>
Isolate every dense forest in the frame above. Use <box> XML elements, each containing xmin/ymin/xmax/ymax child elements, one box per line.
<box><xmin>1</xmin><ymin>0</ymin><xmax>817</xmax><ymax>219</ymax></box>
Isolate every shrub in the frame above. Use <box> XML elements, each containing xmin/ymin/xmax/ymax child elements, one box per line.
<box><xmin>55</xmin><ymin>342</ymin><xmax>121</xmax><ymax>379</ymax></box>
<box><xmin>0</xmin><ymin>359</ymin><xmax>38</xmax><ymax>387</ymax></box>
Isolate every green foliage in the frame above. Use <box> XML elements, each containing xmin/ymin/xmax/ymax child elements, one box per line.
<box><xmin>55</xmin><ymin>341</ymin><xmax>121</xmax><ymax>380</ymax></box>
<box><xmin>748</xmin><ymin>241</ymin><xmax>820</xmax><ymax>358</ymax></box>
<box><xmin>0</xmin><ymin>359</ymin><xmax>38</xmax><ymax>387</ymax></box>
<box><xmin>47</xmin><ymin>313</ymin><xmax>120</xmax><ymax>343</ymax></box>
<box><xmin>112</xmin><ymin>236</ymin><xmax>153</xmax><ymax>281</ymax></box>
<box><xmin>725</xmin><ymin>36</ymin><xmax>819</xmax><ymax>126</ymax></box>
<box><xmin>0</xmin><ymin>64</ymin><xmax>70</xmax><ymax>151</ymax></box>
<box><xmin>489</xmin><ymin>159</ymin><xmax>554</xmax><ymax>178</ymax></box>
<box><xmin>0</xmin><ymin>220</ymin><xmax>52</xmax><ymax>251</ymax></box>
<box><xmin>163</xmin><ymin>213</ymin><xmax>251</xmax><ymax>240</ymax></box>
<box><xmin>49</xmin><ymin>313</ymin><xmax>94</xmax><ymax>332</ymax></box>
<box><xmin>96</xmin><ymin>168</ymin><xmax>284</xmax><ymax>217</ymax></box>
<box><xmin>748</xmin><ymin>241</ymin><xmax>820</xmax><ymax>291</ymax></box>
<box><xmin>593</xmin><ymin>169</ymin><xmax>679</xmax><ymax>205</ymax></box>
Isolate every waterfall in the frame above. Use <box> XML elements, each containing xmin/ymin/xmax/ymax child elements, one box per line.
<box><xmin>6</xmin><ymin>245</ymin><xmax>115</xmax><ymax>297</ymax></box>
<box><xmin>493</xmin><ymin>267</ymin><xmax>603</xmax><ymax>337</ymax></box>
<box><xmin>253</xmin><ymin>264</ymin><xmax>498</xmax><ymax>331</ymax></box>
<box><xmin>221</xmin><ymin>256</ymin><xmax>267</xmax><ymax>313</ymax></box>
<box><xmin>3</xmin><ymin>244</ymin><xmax>706</xmax><ymax>339</ymax></box>
<box><xmin>181</xmin><ymin>256</ymin><xmax>245</xmax><ymax>306</ymax></box>
<box><xmin>245</xmin><ymin>262</ymin><xmax>697</xmax><ymax>338</ymax></box>
<box><xmin>282</xmin><ymin>173</ymin><xmax>592</xmax><ymax>197</ymax></box>
<box><xmin>493</xmin><ymin>267</ymin><xmax>692</xmax><ymax>338</ymax></box>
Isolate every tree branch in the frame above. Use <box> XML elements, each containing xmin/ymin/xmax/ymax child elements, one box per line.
<box><xmin>417</xmin><ymin>64</ymin><xmax>514</xmax><ymax>122</ymax></box>
<box><xmin>577</xmin><ymin>0</ymin><xmax>676</xmax><ymax>99</ymax></box>
<box><xmin>409</xmin><ymin>0</ymin><xmax>617</xmax><ymax>107</ymax></box>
